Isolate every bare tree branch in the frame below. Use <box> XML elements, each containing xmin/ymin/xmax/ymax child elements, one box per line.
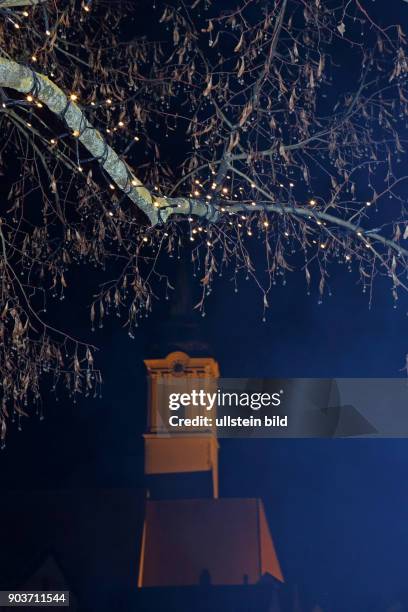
<box><xmin>0</xmin><ymin>58</ymin><xmax>162</xmax><ymax>223</ymax></box>
<box><xmin>0</xmin><ymin>0</ymin><xmax>407</xmax><ymax>442</ymax></box>
<box><xmin>0</xmin><ymin>0</ymin><xmax>45</xmax><ymax>7</ymax></box>
<box><xmin>0</xmin><ymin>58</ymin><xmax>402</xmax><ymax>254</ymax></box>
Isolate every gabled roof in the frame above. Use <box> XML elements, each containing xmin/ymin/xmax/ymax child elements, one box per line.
<box><xmin>139</xmin><ymin>497</ymin><xmax>283</xmax><ymax>587</ymax></box>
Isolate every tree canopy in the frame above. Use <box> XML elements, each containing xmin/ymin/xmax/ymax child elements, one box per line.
<box><xmin>0</xmin><ymin>0</ymin><xmax>407</xmax><ymax>444</ymax></box>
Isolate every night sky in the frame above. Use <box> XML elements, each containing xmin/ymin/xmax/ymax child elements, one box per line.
<box><xmin>1</xmin><ymin>2</ymin><xmax>408</xmax><ymax>611</ymax></box>
<box><xmin>2</xmin><ymin>252</ymin><xmax>408</xmax><ymax>610</ymax></box>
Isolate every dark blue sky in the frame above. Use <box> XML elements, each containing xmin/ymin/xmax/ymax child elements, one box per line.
<box><xmin>2</xmin><ymin>254</ymin><xmax>408</xmax><ymax>610</ymax></box>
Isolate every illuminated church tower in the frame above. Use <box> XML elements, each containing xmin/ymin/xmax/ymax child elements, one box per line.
<box><xmin>142</xmin><ymin>351</ymin><xmax>220</xmax><ymax>500</ymax></box>
<box><xmin>137</xmin><ymin>259</ymin><xmax>283</xmax><ymax>589</ymax></box>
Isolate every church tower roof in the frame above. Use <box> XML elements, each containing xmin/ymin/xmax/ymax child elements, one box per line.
<box><xmin>146</xmin><ymin>252</ymin><xmax>211</xmax><ymax>358</ymax></box>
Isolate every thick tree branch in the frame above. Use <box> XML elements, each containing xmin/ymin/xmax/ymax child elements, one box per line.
<box><xmin>0</xmin><ymin>0</ymin><xmax>45</xmax><ymax>7</ymax></box>
<box><xmin>0</xmin><ymin>58</ymin><xmax>166</xmax><ymax>223</ymax></box>
<box><xmin>0</xmin><ymin>59</ymin><xmax>405</xmax><ymax>259</ymax></box>
<box><xmin>0</xmin><ymin>58</ymin><xmax>220</xmax><ymax>226</ymax></box>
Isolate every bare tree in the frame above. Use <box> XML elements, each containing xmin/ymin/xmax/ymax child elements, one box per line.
<box><xmin>0</xmin><ymin>0</ymin><xmax>407</xmax><ymax>444</ymax></box>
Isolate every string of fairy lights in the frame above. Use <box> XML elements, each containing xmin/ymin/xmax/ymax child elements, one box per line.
<box><xmin>1</xmin><ymin>72</ymin><xmax>402</xmax><ymax>275</ymax></box>
<box><xmin>0</xmin><ymin>0</ymin><xmax>406</xmax><ymax>329</ymax></box>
